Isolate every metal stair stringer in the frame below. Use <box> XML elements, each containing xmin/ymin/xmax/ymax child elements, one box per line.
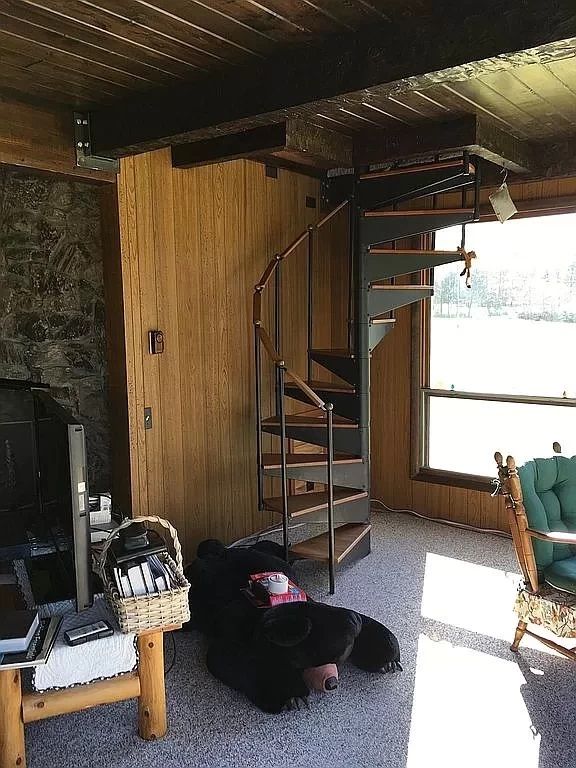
<box><xmin>358</xmin><ymin>159</ymin><xmax>476</xmax><ymax>209</ymax></box>
<box><xmin>366</xmin><ymin>248</ymin><xmax>464</xmax><ymax>282</ymax></box>
<box><xmin>367</xmin><ymin>285</ymin><xmax>434</xmax><ymax>317</ymax></box>
<box><xmin>361</xmin><ymin>209</ymin><xmax>475</xmax><ymax>248</ymax></box>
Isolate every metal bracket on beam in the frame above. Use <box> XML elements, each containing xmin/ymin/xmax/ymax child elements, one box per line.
<box><xmin>74</xmin><ymin>112</ymin><xmax>119</xmax><ymax>174</ymax></box>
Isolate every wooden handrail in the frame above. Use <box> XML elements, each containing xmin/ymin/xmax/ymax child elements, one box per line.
<box><xmin>255</xmin><ymin>255</ymin><xmax>281</xmax><ymax>292</ymax></box>
<box><xmin>253</xmin><ymin>201</ymin><xmax>349</xmax><ymax>411</ymax></box>
<box><xmin>257</xmin><ymin>329</ymin><xmax>326</xmax><ymax>409</ymax></box>
<box><xmin>254</xmin><ymin>200</ymin><xmax>349</xmax><ymax>300</ymax></box>
<box><xmin>257</xmin><ymin>327</ymin><xmax>283</xmax><ymax>366</ymax></box>
<box><xmin>316</xmin><ymin>198</ymin><xmax>349</xmax><ymax>230</ymax></box>
<box><xmin>253</xmin><ymin>232</ymin><xmax>308</xmax><ymax>303</ymax></box>
<box><xmin>287</xmin><ymin>370</ymin><xmax>325</xmax><ymax>410</ymax></box>
<box><xmin>281</xmin><ymin>229</ymin><xmax>310</xmax><ymax>260</ymax></box>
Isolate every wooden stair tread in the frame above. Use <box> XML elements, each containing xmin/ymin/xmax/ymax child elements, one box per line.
<box><xmin>363</xmin><ymin>208</ymin><xmax>474</xmax><ymax>217</ymax></box>
<box><xmin>369</xmin><ymin>248</ymin><xmax>462</xmax><ymax>256</ymax></box>
<box><xmin>264</xmin><ymin>489</ymin><xmax>368</xmax><ymax>517</ymax></box>
<box><xmin>262</xmin><ymin>414</ymin><xmax>358</xmax><ymax>428</ymax></box>
<box><xmin>262</xmin><ymin>453</ymin><xmax>362</xmax><ymax>469</ymax></box>
<box><xmin>371</xmin><ymin>317</ymin><xmax>397</xmax><ymax>324</ymax></box>
<box><xmin>290</xmin><ymin>523</ymin><xmax>372</xmax><ymax>562</ymax></box>
<box><xmin>310</xmin><ymin>348</ymin><xmax>355</xmax><ymax>358</ymax></box>
<box><xmin>360</xmin><ymin>160</ymin><xmax>475</xmax><ymax>180</ymax></box>
<box><xmin>286</xmin><ymin>379</ymin><xmax>355</xmax><ymax>393</ymax></box>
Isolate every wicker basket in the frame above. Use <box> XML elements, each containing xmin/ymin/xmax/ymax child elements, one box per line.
<box><xmin>97</xmin><ymin>515</ymin><xmax>190</xmax><ymax>634</ymax></box>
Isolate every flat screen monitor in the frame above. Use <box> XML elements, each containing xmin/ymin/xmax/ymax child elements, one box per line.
<box><xmin>0</xmin><ymin>380</ymin><xmax>93</xmax><ymax>611</ymax></box>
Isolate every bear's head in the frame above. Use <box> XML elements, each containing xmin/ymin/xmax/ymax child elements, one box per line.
<box><xmin>260</xmin><ymin>601</ymin><xmax>362</xmax><ymax>690</ymax></box>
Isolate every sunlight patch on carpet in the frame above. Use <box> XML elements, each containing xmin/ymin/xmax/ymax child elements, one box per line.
<box><xmin>406</xmin><ymin>634</ymin><xmax>540</xmax><ymax>768</ymax></box>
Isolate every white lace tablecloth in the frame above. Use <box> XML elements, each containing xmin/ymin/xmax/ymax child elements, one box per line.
<box><xmin>33</xmin><ymin>596</ymin><xmax>137</xmax><ymax>692</ymax></box>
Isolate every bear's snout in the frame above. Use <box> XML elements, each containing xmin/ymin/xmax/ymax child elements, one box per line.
<box><xmin>302</xmin><ymin>663</ymin><xmax>339</xmax><ymax>692</ymax></box>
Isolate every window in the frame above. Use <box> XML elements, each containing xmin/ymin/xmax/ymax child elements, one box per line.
<box><xmin>419</xmin><ymin>211</ymin><xmax>576</xmax><ymax>482</ymax></box>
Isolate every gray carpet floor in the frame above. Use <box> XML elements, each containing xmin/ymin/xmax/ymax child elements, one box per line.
<box><xmin>27</xmin><ymin>513</ymin><xmax>576</xmax><ymax>768</ymax></box>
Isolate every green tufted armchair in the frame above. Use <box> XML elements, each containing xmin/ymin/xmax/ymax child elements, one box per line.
<box><xmin>494</xmin><ymin>451</ymin><xmax>576</xmax><ymax>660</ymax></box>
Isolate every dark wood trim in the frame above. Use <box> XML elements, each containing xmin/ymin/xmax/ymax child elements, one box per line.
<box><xmin>410</xmin><ymin>252</ymin><xmax>431</xmax><ymax>477</ymax></box>
<box><xmin>172</xmin><ymin>123</ymin><xmax>287</xmax><ymax>168</ymax></box>
<box><xmin>172</xmin><ymin>120</ymin><xmax>352</xmax><ymax>171</ymax></box>
<box><xmin>89</xmin><ymin>3</ymin><xmax>576</xmax><ymax>156</ymax></box>
<box><xmin>479</xmin><ymin>195</ymin><xmax>576</xmax><ymax>221</ymax></box>
<box><xmin>412</xmin><ymin>468</ymin><xmax>495</xmax><ymax>493</ymax></box>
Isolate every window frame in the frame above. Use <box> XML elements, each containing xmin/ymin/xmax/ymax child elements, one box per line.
<box><xmin>411</xmin><ymin>195</ymin><xmax>576</xmax><ymax>491</ymax></box>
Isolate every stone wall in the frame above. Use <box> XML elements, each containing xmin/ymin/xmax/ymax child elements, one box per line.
<box><xmin>0</xmin><ymin>167</ymin><xmax>110</xmax><ymax>491</ymax></box>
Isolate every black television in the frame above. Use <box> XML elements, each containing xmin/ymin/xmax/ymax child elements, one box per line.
<box><xmin>0</xmin><ymin>379</ymin><xmax>93</xmax><ymax>611</ymax></box>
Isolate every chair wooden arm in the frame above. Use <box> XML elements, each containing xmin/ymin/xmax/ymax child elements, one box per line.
<box><xmin>527</xmin><ymin>529</ymin><xmax>576</xmax><ymax>544</ymax></box>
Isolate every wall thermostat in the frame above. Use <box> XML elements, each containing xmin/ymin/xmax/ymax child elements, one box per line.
<box><xmin>148</xmin><ymin>330</ymin><xmax>165</xmax><ymax>354</ymax></box>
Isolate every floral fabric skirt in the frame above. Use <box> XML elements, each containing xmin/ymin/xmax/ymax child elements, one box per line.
<box><xmin>515</xmin><ymin>584</ymin><xmax>576</xmax><ymax>639</ymax></box>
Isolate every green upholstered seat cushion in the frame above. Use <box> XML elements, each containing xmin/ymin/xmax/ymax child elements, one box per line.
<box><xmin>517</xmin><ymin>457</ymin><xmax>576</xmax><ymax>570</ymax></box>
<box><xmin>544</xmin><ymin>556</ymin><xmax>576</xmax><ymax>594</ymax></box>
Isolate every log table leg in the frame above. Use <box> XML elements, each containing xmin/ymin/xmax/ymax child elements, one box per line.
<box><xmin>0</xmin><ymin>668</ymin><xmax>25</xmax><ymax>768</ymax></box>
<box><xmin>137</xmin><ymin>631</ymin><xmax>167</xmax><ymax>741</ymax></box>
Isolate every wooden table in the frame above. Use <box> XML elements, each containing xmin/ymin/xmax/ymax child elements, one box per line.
<box><xmin>0</xmin><ymin>626</ymin><xmax>178</xmax><ymax>768</ymax></box>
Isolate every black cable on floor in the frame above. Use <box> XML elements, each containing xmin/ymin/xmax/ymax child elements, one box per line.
<box><xmin>164</xmin><ymin>631</ymin><xmax>177</xmax><ymax>676</ymax></box>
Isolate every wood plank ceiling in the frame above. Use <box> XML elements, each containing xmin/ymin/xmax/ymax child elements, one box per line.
<box><xmin>1</xmin><ymin>0</ymin><xmax>575</xmax><ymax>143</ymax></box>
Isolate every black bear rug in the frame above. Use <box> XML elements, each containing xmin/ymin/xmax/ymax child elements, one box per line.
<box><xmin>184</xmin><ymin>539</ymin><xmax>401</xmax><ymax>714</ymax></box>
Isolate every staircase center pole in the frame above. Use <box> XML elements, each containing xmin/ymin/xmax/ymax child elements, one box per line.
<box><xmin>274</xmin><ymin>263</ymin><xmax>282</xmax><ymax>417</ymax></box>
<box><xmin>254</xmin><ymin>326</ymin><xmax>264</xmax><ymax>511</ymax></box>
<box><xmin>274</xmin><ymin>261</ymin><xmax>282</xmax><ymax>416</ymax></box>
<box><xmin>460</xmin><ymin>150</ymin><xmax>469</xmax><ymax>249</ymax></box>
<box><xmin>354</xmin><ymin>182</ymin><xmax>371</xmax><ymax>490</ymax></box>
<box><xmin>278</xmin><ymin>364</ymin><xmax>290</xmax><ymax>562</ymax></box>
<box><xmin>326</xmin><ymin>403</ymin><xmax>336</xmax><ymax>594</ymax></box>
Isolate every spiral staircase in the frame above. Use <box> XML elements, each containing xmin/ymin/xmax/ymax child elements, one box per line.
<box><xmin>253</xmin><ymin>154</ymin><xmax>480</xmax><ymax>592</ymax></box>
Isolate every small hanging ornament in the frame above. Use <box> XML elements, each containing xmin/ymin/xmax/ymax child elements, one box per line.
<box><xmin>457</xmin><ymin>246</ymin><xmax>477</xmax><ymax>289</ymax></box>
<box><xmin>489</xmin><ymin>168</ymin><xmax>518</xmax><ymax>223</ymax></box>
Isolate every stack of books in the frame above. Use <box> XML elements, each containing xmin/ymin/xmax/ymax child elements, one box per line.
<box><xmin>0</xmin><ymin>610</ymin><xmax>40</xmax><ymax>658</ymax></box>
<box><xmin>0</xmin><ymin>609</ymin><xmax>62</xmax><ymax>670</ymax></box>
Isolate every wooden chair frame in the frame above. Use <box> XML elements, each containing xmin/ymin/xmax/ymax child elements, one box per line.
<box><xmin>494</xmin><ymin>452</ymin><xmax>576</xmax><ymax>661</ymax></box>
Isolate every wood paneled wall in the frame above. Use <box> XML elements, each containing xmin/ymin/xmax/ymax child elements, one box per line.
<box><xmin>371</xmin><ymin>174</ymin><xmax>576</xmax><ymax>533</ymax></box>
<box><xmin>116</xmin><ymin>149</ymin><xmax>576</xmax><ymax>548</ymax></box>
<box><xmin>116</xmin><ymin>149</ymin><xmax>343</xmax><ymax>559</ymax></box>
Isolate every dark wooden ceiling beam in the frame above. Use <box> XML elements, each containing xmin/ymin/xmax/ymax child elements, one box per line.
<box><xmin>172</xmin><ymin>119</ymin><xmax>353</xmax><ymax>171</ymax></box>
<box><xmin>355</xmin><ymin>115</ymin><xmax>538</xmax><ymax>174</ymax></box>
<box><xmin>355</xmin><ymin>114</ymin><xmax>576</xmax><ymax>181</ymax></box>
<box><xmin>89</xmin><ymin>0</ymin><xmax>576</xmax><ymax>157</ymax></box>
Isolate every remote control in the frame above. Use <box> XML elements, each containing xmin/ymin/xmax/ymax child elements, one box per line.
<box><xmin>64</xmin><ymin>620</ymin><xmax>114</xmax><ymax>646</ymax></box>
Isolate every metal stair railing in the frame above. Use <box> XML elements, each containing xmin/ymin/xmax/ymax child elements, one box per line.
<box><xmin>252</xmin><ymin>199</ymin><xmax>349</xmax><ymax>592</ymax></box>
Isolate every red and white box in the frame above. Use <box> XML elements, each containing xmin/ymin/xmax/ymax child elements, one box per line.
<box><xmin>247</xmin><ymin>572</ymin><xmax>307</xmax><ymax>607</ymax></box>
